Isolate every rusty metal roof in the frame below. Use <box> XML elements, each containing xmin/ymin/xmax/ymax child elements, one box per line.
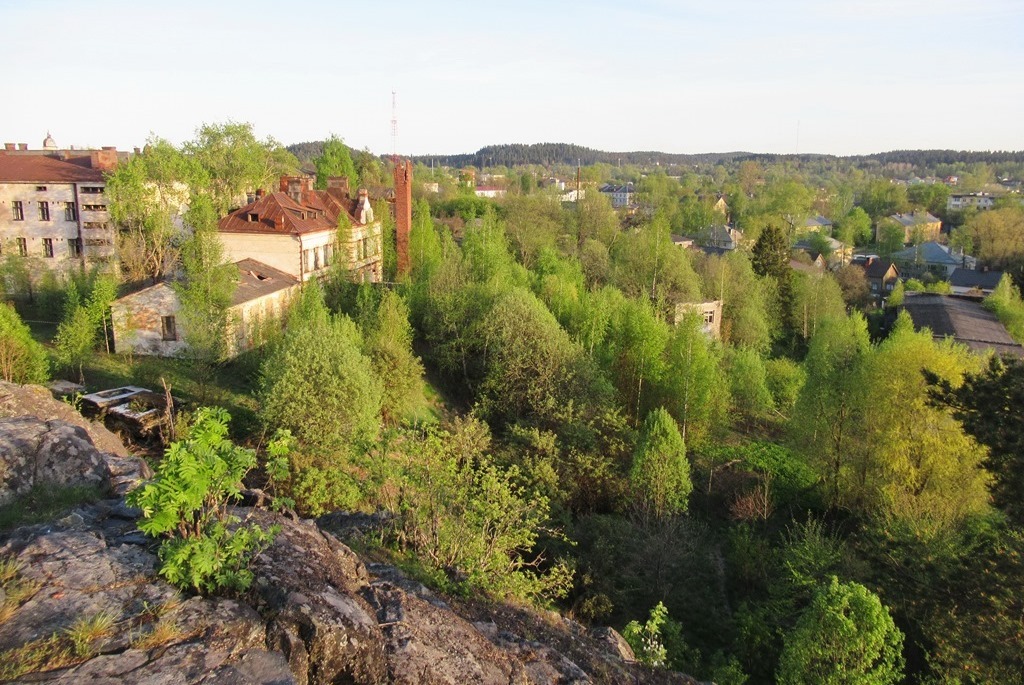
<box><xmin>0</xmin><ymin>155</ymin><xmax>105</xmax><ymax>183</ymax></box>
<box><xmin>219</xmin><ymin>188</ymin><xmax>366</xmax><ymax>236</ymax></box>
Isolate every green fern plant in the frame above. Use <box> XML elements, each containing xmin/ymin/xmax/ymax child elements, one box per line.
<box><xmin>128</xmin><ymin>407</ymin><xmax>284</xmax><ymax>594</ymax></box>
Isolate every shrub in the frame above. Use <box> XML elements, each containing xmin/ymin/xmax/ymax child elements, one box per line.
<box><xmin>623</xmin><ymin>601</ymin><xmax>670</xmax><ymax>667</ymax></box>
<box><xmin>259</xmin><ymin>286</ymin><xmax>382</xmax><ymax>452</ymax></box>
<box><xmin>128</xmin><ymin>407</ymin><xmax>286</xmax><ymax>593</ymax></box>
<box><xmin>0</xmin><ymin>303</ymin><xmax>48</xmax><ymax>384</ymax></box>
<box><xmin>776</xmin><ymin>577</ymin><xmax>904</xmax><ymax>685</ymax></box>
<box><xmin>382</xmin><ymin>419</ymin><xmax>572</xmax><ymax>603</ymax></box>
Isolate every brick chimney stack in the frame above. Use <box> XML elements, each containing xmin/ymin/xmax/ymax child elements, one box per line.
<box><xmin>394</xmin><ymin>160</ymin><xmax>412</xmax><ymax>277</ymax></box>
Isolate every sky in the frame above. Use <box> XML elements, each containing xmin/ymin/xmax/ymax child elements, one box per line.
<box><xmin>2</xmin><ymin>0</ymin><xmax>1022</xmax><ymax>157</ymax></box>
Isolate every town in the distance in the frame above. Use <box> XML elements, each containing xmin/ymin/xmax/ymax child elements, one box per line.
<box><xmin>2</xmin><ymin>125</ymin><xmax>1024</xmax><ymax>685</ymax></box>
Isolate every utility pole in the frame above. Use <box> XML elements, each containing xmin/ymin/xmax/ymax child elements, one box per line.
<box><xmin>391</xmin><ymin>90</ymin><xmax>398</xmax><ymax>164</ymax></box>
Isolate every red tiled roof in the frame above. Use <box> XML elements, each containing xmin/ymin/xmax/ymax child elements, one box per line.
<box><xmin>219</xmin><ymin>188</ymin><xmax>366</xmax><ymax>236</ymax></box>
<box><xmin>0</xmin><ymin>155</ymin><xmax>105</xmax><ymax>183</ymax></box>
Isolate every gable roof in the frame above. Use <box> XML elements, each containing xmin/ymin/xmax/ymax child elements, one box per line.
<box><xmin>890</xmin><ymin>241</ymin><xmax>960</xmax><ymax>265</ymax></box>
<box><xmin>949</xmin><ymin>267</ymin><xmax>1004</xmax><ymax>290</ymax></box>
<box><xmin>0</xmin><ymin>155</ymin><xmax>105</xmax><ymax>183</ymax></box>
<box><xmin>804</xmin><ymin>215</ymin><xmax>833</xmax><ymax>229</ymax></box>
<box><xmin>890</xmin><ymin>211</ymin><xmax>940</xmax><ymax>227</ymax></box>
<box><xmin>865</xmin><ymin>259</ymin><xmax>898</xmax><ymax>279</ymax></box>
<box><xmin>902</xmin><ymin>293</ymin><xmax>1023</xmax><ymax>357</ymax></box>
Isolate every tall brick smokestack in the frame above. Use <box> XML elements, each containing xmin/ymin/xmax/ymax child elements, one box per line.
<box><xmin>394</xmin><ymin>159</ymin><xmax>412</xmax><ymax>277</ymax></box>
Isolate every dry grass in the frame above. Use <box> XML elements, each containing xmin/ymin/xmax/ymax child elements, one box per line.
<box><xmin>0</xmin><ymin>558</ymin><xmax>41</xmax><ymax>624</ymax></box>
<box><xmin>0</xmin><ymin>610</ymin><xmax>119</xmax><ymax>680</ymax></box>
<box><xmin>66</xmin><ymin>610</ymin><xmax>118</xmax><ymax>657</ymax></box>
<box><xmin>132</xmin><ymin>618</ymin><xmax>187</xmax><ymax>650</ymax></box>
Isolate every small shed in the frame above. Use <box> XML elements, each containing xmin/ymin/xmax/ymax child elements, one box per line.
<box><xmin>111</xmin><ymin>259</ymin><xmax>300</xmax><ymax>358</ymax></box>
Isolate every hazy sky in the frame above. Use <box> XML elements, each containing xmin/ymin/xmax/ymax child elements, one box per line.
<box><xmin>3</xmin><ymin>0</ymin><xmax>1022</xmax><ymax>156</ymax></box>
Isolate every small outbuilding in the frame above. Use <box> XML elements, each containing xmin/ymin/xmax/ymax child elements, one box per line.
<box><xmin>111</xmin><ymin>259</ymin><xmax>300</xmax><ymax>358</ymax></box>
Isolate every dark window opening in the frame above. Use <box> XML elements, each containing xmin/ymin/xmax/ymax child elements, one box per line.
<box><xmin>161</xmin><ymin>316</ymin><xmax>178</xmax><ymax>341</ymax></box>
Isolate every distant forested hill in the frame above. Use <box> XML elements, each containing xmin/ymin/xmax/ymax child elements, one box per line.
<box><xmin>287</xmin><ymin>139</ymin><xmax>1024</xmax><ymax>170</ymax></box>
<box><xmin>408</xmin><ymin>143</ymin><xmax>753</xmax><ymax>168</ymax></box>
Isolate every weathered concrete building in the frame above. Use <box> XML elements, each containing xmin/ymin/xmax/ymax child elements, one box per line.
<box><xmin>0</xmin><ymin>136</ymin><xmax>122</xmax><ymax>279</ymax></box>
<box><xmin>111</xmin><ymin>259</ymin><xmax>300</xmax><ymax>358</ymax></box>
<box><xmin>218</xmin><ymin>176</ymin><xmax>382</xmax><ymax>283</ymax></box>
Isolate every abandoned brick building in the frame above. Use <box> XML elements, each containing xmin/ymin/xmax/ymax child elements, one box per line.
<box><xmin>218</xmin><ymin>176</ymin><xmax>383</xmax><ymax>283</ymax></box>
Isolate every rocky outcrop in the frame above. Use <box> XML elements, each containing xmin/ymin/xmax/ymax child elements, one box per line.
<box><xmin>0</xmin><ymin>416</ymin><xmax>152</xmax><ymax>504</ymax></box>
<box><xmin>0</xmin><ymin>381</ymin><xmax>128</xmax><ymax>457</ymax></box>
<box><xmin>0</xmin><ymin>388</ymin><xmax>700</xmax><ymax>684</ymax></box>
<box><xmin>0</xmin><ymin>501</ymin><xmax>294</xmax><ymax>684</ymax></box>
<box><xmin>0</xmin><ymin>382</ymin><xmax>151</xmax><ymax>504</ymax></box>
<box><xmin>0</xmin><ymin>503</ymin><xmax>700</xmax><ymax>685</ymax></box>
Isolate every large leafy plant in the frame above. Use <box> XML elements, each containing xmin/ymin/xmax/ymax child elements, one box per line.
<box><xmin>128</xmin><ymin>407</ymin><xmax>283</xmax><ymax>593</ymax></box>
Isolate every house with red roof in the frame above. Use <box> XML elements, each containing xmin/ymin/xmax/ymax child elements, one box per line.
<box><xmin>218</xmin><ymin>175</ymin><xmax>382</xmax><ymax>283</ymax></box>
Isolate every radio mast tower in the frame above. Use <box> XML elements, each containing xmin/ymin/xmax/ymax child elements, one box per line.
<box><xmin>391</xmin><ymin>90</ymin><xmax>398</xmax><ymax>164</ymax></box>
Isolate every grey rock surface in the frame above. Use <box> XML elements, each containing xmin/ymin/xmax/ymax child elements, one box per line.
<box><xmin>0</xmin><ymin>416</ymin><xmax>151</xmax><ymax>504</ymax></box>
<box><xmin>0</xmin><ymin>504</ymin><xmax>695</xmax><ymax>684</ymax></box>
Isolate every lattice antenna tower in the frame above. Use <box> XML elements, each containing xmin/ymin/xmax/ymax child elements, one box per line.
<box><xmin>391</xmin><ymin>90</ymin><xmax>398</xmax><ymax>164</ymax></box>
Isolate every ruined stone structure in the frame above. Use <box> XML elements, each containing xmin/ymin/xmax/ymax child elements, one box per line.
<box><xmin>110</xmin><ymin>259</ymin><xmax>300</xmax><ymax>358</ymax></box>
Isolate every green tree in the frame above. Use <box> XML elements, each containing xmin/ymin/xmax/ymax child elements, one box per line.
<box><xmin>696</xmin><ymin>251</ymin><xmax>775</xmax><ymax>352</ymax></box>
<box><xmin>105</xmin><ymin>137</ymin><xmax>193</xmax><ymax>283</ymax></box>
<box><xmin>623</xmin><ymin>601</ymin><xmax>671</xmax><ymax>667</ymax></box>
<box><xmin>173</xmin><ymin>195</ymin><xmax>239</xmax><ymax>365</ymax></box>
<box><xmin>928</xmin><ymin>355</ymin><xmax>1024</xmax><ymax>523</ymax></box>
<box><xmin>363</xmin><ymin>290</ymin><xmax>426</xmax><ymax>425</ymax></box>
<box><xmin>876</xmin><ymin>220</ymin><xmax>906</xmax><ymax>257</ymax></box>
<box><xmin>314</xmin><ymin>135</ymin><xmax>358</xmax><ymax>191</ymax></box>
<box><xmin>0</xmin><ymin>303</ymin><xmax>48</xmax><ymax>384</ymax></box>
<box><xmin>630</xmin><ymin>408</ymin><xmax>691</xmax><ymax>519</ymax></box>
<box><xmin>477</xmin><ymin>287</ymin><xmax>602</xmax><ymax>427</ymax></box>
<box><xmin>833</xmin><ymin>207</ymin><xmax>873</xmax><ymax>247</ymax></box>
<box><xmin>727</xmin><ymin>347</ymin><xmax>774</xmax><ymax>418</ymax></box>
<box><xmin>187</xmin><ymin>121</ymin><xmax>297</xmax><ymax>211</ymax></box>
<box><xmin>658</xmin><ymin>311</ymin><xmax>727</xmax><ymax>444</ymax></box>
<box><xmin>855</xmin><ymin>314</ymin><xmax>990</xmax><ymax>531</ymax></box>
<box><xmin>983</xmin><ymin>273</ymin><xmax>1024</xmax><ymax>341</ymax></box>
<box><xmin>967</xmin><ymin>205</ymin><xmax>1024</xmax><ymax>269</ymax></box>
<box><xmin>382</xmin><ymin>418</ymin><xmax>572</xmax><ymax>602</ymax></box>
<box><xmin>502</xmin><ymin>195</ymin><xmax>563</xmax><ymax>269</ymax></box>
<box><xmin>776</xmin><ymin>577</ymin><xmax>904</xmax><ymax>685</ymax></box>
<box><xmin>859</xmin><ymin>180</ymin><xmax>908</xmax><ymax>220</ymax></box>
<box><xmin>791</xmin><ymin>314</ymin><xmax>870</xmax><ymax>507</ymax></box>
<box><xmin>602</xmin><ymin>297</ymin><xmax>669</xmax><ymax>421</ymax></box>
<box><xmin>571</xmin><ymin>189</ymin><xmax>620</xmax><ymax>249</ymax></box>
<box><xmin>612</xmin><ymin>216</ymin><xmax>701</xmax><ymax>309</ymax></box>
<box><xmin>259</xmin><ymin>284</ymin><xmax>382</xmax><ymax>452</ymax></box>
<box><xmin>52</xmin><ymin>285</ymin><xmax>97</xmax><ymax>383</ymax></box>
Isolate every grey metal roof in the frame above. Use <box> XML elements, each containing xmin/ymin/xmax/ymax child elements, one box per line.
<box><xmin>890</xmin><ymin>211</ymin><xmax>941</xmax><ymax>227</ymax></box>
<box><xmin>948</xmin><ymin>268</ymin><xmax>1004</xmax><ymax>290</ymax></box>
<box><xmin>890</xmin><ymin>241</ymin><xmax>960</xmax><ymax>265</ymax></box>
<box><xmin>902</xmin><ymin>293</ymin><xmax>1023</xmax><ymax>357</ymax></box>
